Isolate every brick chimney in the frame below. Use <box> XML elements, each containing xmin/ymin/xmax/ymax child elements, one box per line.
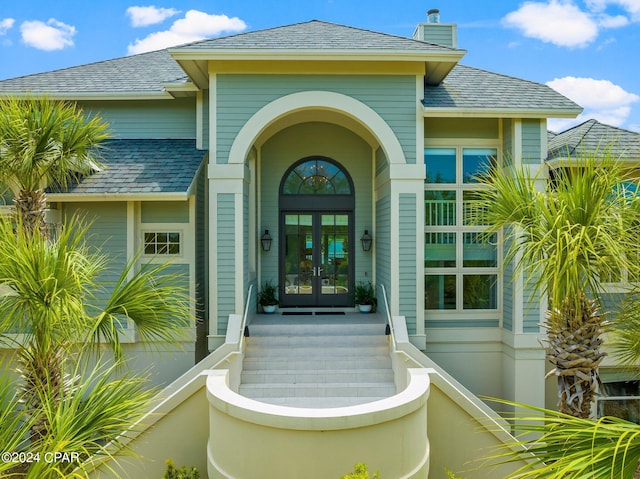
<box><xmin>413</xmin><ymin>8</ymin><xmax>457</xmax><ymax>48</ymax></box>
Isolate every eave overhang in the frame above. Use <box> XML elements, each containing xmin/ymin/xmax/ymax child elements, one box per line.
<box><xmin>0</xmin><ymin>91</ymin><xmax>175</xmax><ymax>101</ymax></box>
<box><xmin>546</xmin><ymin>157</ymin><xmax>640</xmax><ymax>169</ymax></box>
<box><xmin>0</xmin><ymin>83</ymin><xmax>199</xmax><ymax>101</ymax></box>
<box><xmin>47</xmin><ymin>192</ymin><xmax>192</xmax><ymax>202</ymax></box>
<box><xmin>170</xmin><ymin>48</ymin><xmax>467</xmax><ymax>89</ymax></box>
<box><xmin>423</xmin><ymin>107</ymin><xmax>584</xmax><ymax>119</ymax></box>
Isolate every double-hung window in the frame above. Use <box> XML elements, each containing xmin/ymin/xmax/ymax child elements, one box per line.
<box><xmin>424</xmin><ymin>147</ymin><xmax>500</xmax><ymax>312</ymax></box>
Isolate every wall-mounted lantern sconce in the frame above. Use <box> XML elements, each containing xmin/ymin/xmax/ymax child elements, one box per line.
<box><xmin>260</xmin><ymin>229</ymin><xmax>272</xmax><ymax>252</ymax></box>
<box><xmin>360</xmin><ymin>230</ymin><xmax>373</xmax><ymax>252</ymax></box>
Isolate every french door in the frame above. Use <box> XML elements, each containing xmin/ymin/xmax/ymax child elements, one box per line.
<box><xmin>280</xmin><ymin>211</ymin><xmax>353</xmax><ymax>307</ymax></box>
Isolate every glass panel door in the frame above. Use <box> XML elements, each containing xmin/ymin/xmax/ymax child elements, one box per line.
<box><xmin>280</xmin><ymin>212</ymin><xmax>352</xmax><ymax>307</ymax></box>
<box><xmin>283</xmin><ymin>214</ymin><xmax>314</xmax><ymax>300</ymax></box>
<box><xmin>320</xmin><ymin>214</ymin><xmax>350</xmax><ymax>298</ymax></box>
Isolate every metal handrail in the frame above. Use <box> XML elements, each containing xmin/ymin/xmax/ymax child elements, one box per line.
<box><xmin>240</xmin><ymin>284</ymin><xmax>253</xmax><ymax>344</ymax></box>
<box><xmin>379</xmin><ymin>283</ymin><xmax>396</xmax><ymax>348</ymax></box>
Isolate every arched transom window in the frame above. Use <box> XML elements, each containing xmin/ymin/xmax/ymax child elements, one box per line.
<box><xmin>281</xmin><ymin>158</ymin><xmax>352</xmax><ymax>195</ymax></box>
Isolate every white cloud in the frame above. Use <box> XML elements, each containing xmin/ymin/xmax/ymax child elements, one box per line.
<box><xmin>128</xmin><ymin>9</ymin><xmax>246</xmax><ymax>54</ymax></box>
<box><xmin>597</xmin><ymin>13</ymin><xmax>630</xmax><ymax>27</ymax></box>
<box><xmin>502</xmin><ymin>0</ymin><xmax>599</xmax><ymax>48</ymax></box>
<box><xmin>20</xmin><ymin>19</ymin><xmax>76</xmax><ymax>51</ymax></box>
<box><xmin>586</xmin><ymin>0</ymin><xmax>640</xmax><ymax>21</ymax></box>
<box><xmin>126</xmin><ymin>6</ymin><xmax>180</xmax><ymax>27</ymax></box>
<box><xmin>547</xmin><ymin>76</ymin><xmax>640</xmax><ymax>130</ymax></box>
<box><xmin>0</xmin><ymin>18</ymin><xmax>15</xmax><ymax>35</ymax></box>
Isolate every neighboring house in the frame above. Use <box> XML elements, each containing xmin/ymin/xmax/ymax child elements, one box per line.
<box><xmin>0</xmin><ymin>13</ymin><xmax>598</xmax><ymax>479</ymax></box>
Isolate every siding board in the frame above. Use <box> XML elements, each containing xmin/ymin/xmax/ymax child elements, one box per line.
<box><xmin>399</xmin><ymin>194</ymin><xmax>417</xmax><ymax>333</ymax></box>
<box><xmin>522</xmin><ymin>119</ymin><xmax>542</xmax><ymax>164</ymax></box>
<box><xmin>81</xmin><ymin>99</ymin><xmax>196</xmax><ymax>139</ymax></box>
<box><xmin>376</xmin><ymin>196</ymin><xmax>392</xmax><ymax>306</ymax></box>
<box><xmin>217</xmin><ymin>74</ymin><xmax>416</xmax><ymax>164</ymax></box>
<box><xmin>217</xmin><ymin>194</ymin><xmax>235</xmax><ymax>334</ymax></box>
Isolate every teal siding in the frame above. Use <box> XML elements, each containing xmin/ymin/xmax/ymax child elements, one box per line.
<box><xmin>217</xmin><ymin>74</ymin><xmax>416</xmax><ymax>164</ymax></box>
<box><xmin>522</xmin><ymin>119</ymin><xmax>542</xmax><ymax>165</ymax></box>
<box><xmin>523</xmin><ymin>276</ymin><xmax>540</xmax><ymax>333</ymax></box>
<box><xmin>503</xmin><ymin>119</ymin><xmax>513</xmax><ymax>167</ymax></box>
<box><xmin>601</xmin><ymin>293</ymin><xmax>627</xmax><ymax>318</ymax></box>
<box><xmin>141</xmin><ymin>201</ymin><xmax>189</xmax><ymax>223</ymax></box>
<box><xmin>244</xmin><ymin>190</ymin><xmax>249</xmax><ymax>292</ymax></box>
<box><xmin>376</xmin><ymin>195</ymin><xmax>392</xmax><ymax>306</ymax></box>
<box><xmin>81</xmin><ymin>99</ymin><xmax>196</xmax><ymax>139</ymax></box>
<box><xmin>202</xmin><ymin>90</ymin><xmax>210</xmax><ymax>150</ymax></box>
<box><xmin>417</xmin><ymin>24</ymin><xmax>455</xmax><ymax>48</ymax></box>
<box><xmin>63</xmin><ymin>202</ymin><xmax>127</xmax><ymax>304</ymax></box>
<box><xmin>502</xmin><ymin>244</ymin><xmax>513</xmax><ymax>332</ymax></box>
<box><xmin>217</xmin><ymin>194</ymin><xmax>235</xmax><ymax>335</ymax></box>
<box><xmin>399</xmin><ymin>194</ymin><xmax>417</xmax><ymax>334</ymax></box>
<box><xmin>147</xmin><ymin>263</ymin><xmax>190</xmax><ymax>327</ymax></box>
<box><xmin>0</xmin><ymin>184</ymin><xmax>12</xmax><ymax>205</ymax></box>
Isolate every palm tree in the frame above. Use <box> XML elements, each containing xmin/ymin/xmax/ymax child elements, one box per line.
<box><xmin>0</xmin><ymin>213</ymin><xmax>192</xmax><ymax>454</ymax></box>
<box><xmin>472</xmin><ymin>152</ymin><xmax>640</xmax><ymax>418</ymax></box>
<box><xmin>0</xmin><ymin>95</ymin><xmax>110</xmax><ymax>236</ymax></box>
<box><xmin>486</xmin><ymin>296</ymin><xmax>640</xmax><ymax>479</ymax></box>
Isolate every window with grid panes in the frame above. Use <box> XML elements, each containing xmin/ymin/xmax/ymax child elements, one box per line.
<box><xmin>424</xmin><ymin>147</ymin><xmax>499</xmax><ymax>311</ymax></box>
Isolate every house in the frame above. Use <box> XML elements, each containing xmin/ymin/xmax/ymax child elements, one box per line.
<box><xmin>0</xmin><ymin>11</ymin><xmax>592</xmax><ymax>479</ymax></box>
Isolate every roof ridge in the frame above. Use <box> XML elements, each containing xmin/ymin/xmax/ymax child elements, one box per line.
<box><xmin>172</xmin><ymin>19</ymin><xmax>463</xmax><ymax>52</ymax></box>
<box><xmin>573</xmin><ymin>119</ymin><xmax>599</xmax><ymax>152</ymax></box>
<box><xmin>172</xmin><ymin>19</ymin><xmax>316</xmax><ymax>49</ymax></box>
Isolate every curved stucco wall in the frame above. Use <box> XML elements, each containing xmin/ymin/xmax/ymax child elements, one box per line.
<box><xmin>206</xmin><ymin>368</ymin><xmax>430</xmax><ymax>479</ymax></box>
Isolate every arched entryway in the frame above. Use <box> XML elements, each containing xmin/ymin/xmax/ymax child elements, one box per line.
<box><xmin>279</xmin><ymin>156</ymin><xmax>355</xmax><ymax>307</ymax></box>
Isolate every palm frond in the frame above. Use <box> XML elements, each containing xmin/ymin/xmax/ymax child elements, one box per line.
<box><xmin>486</xmin><ymin>399</ymin><xmax>640</xmax><ymax>479</ymax></box>
<box><xmin>0</xmin><ymin>215</ymin><xmax>103</xmax><ymax>348</ymax></box>
<box><xmin>0</xmin><ymin>366</ymin><xmax>39</xmax><ymax>477</ymax></box>
<box><xmin>609</xmin><ymin>294</ymin><xmax>640</xmax><ymax>366</ymax></box>
<box><xmin>0</xmin><ymin>95</ymin><xmax>110</xmax><ymax>193</ymax></box>
<box><xmin>91</xmin><ymin>258</ymin><xmax>193</xmax><ymax>360</ymax></box>
<box><xmin>25</xmin><ymin>358</ymin><xmax>157</xmax><ymax>479</ymax></box>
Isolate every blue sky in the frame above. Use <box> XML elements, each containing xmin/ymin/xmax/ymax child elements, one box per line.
<box><xmin>1</xmin><ymin>0</ymin><xmax>639</xmax><ymax>132</ymax></box>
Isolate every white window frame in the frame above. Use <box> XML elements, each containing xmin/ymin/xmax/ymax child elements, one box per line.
<box><xmin>141</xmin><ymin>227</ymin><xmax>185</xmax><ymax>260</ymax></box>
<box><xmin>424</xmin><ymin>141</ymin><xmax>502</xmax><ymax>319</ymax></box>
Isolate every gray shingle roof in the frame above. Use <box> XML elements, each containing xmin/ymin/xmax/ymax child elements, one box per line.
<box><xmin>0</xmin><ymin>50</ymin><xmax>188</xmax><ymax>95</ymax></box>
<box><xmin>172</xmin><ymin>20</ymin><xmax>459</xmax><ymax>52</ymax></box>
<box><xmin>423</xmin><ymin>64</ymin><xmax>582</xmax><ymax>113</ymax></box>
<box><xmin>548</xmin><ymin>119</ymin><xmax>640</xmax><ymax>161</ymax></box>
<box><xmin>49</xmin><ymin>139</ymin><xmax>204</xmax><ymax>197</ymax></box>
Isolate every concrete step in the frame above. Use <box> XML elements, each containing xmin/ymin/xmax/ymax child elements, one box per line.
<box><xmin>238</xmin><ymin>382</ymin><xmax>397</xmax><ymax>399</ymax></box>
<box><xmin>239</xmin><ymin>312</ymin><xmax>395</xmax><ymax>407</ymax></box>
<box><xmin>242</xmin><ymin>357</ymin><xmax>393</xmax><ymax>371</ymax></box>
<box><xmin>247</xmin><ymin>396</ymin><xmax>390</xmax><ymax>408</ymax></box>
<box><xmin>244</xmin><ymin>334</ymin><xmax>388</xmax><ymax>348</ymax></box>
<box><xmin>243</xmin><ymin>344</ymin><xmax>389</xmax><ymax>359</ymax></box>
<box><xmin>240</xmin><ymin>368</ymin><xmax>394</xmax><ymax>384</ymax></box>
<box><xmin>247</xmin><ymin>322</ymin><xmax>386</xmax><ymax>337</ymax></box>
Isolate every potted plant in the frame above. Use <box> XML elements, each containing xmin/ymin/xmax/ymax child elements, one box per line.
<box><xmin>354</xmin><ymin>281</ymin><xmax>377</xmax><ymax>313</ymax></box>
<box><xmin>258</xmin><ymin>280</ymin><xmax>279</xmax><ymax>313</ymax></box>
